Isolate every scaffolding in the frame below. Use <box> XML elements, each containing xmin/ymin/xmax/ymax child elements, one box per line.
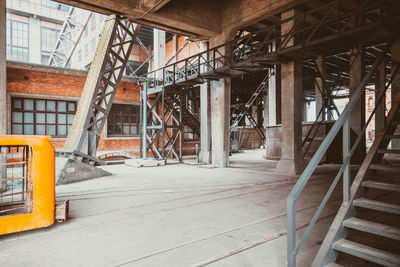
<box><xmin>48</xmin><ymin>7</ymin><xmax>91</xmax><ymax>68</ymax></box>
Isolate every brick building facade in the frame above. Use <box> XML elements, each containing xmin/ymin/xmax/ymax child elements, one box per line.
<box><xmin>6</xmin><ymin>61</ymin><xmax>198</xmax><ymax>157</ymax></box>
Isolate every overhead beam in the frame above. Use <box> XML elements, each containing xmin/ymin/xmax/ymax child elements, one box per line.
<box><xmin>55</xmin><ymin>0</ymin><xmax>220</xmax><ymax>38</ymax></box>
<box><xmin>139</xmin><ymin>0</ymin><xmax>171</xmax><ymax>12</ymax></box>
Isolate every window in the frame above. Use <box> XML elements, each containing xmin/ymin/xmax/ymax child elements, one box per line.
<box><xmin>91</xmin><ymin>38</ymin><xmax>96</xmax><ymax>52</ymax></box>
<box><xmin>77</xmin><ymin>49</ymin><xmax>82</xmax><ymax>62</ymax></box>
<box><xmin>40</xmin><ymin>0</ymin><xmax>57</xmax><ymax>8</ymax></box>
<box><xmin>91</xmin><ymin>16</ymin><xmax>96</xmax><ymax>31</ymax></box>
<box><xmin>6</xmin><ymin>19</ymin><xmax>29</xmax><ymax>62</ymax></box>
<box><xmin>41</xmin><ymin>27</ymin><xmax>59</xmax><ymax>64</ymax></box>
<box><xmin>107</xmin><ymin>104</ymin><xmax>140</xmax><ymax>137</ymax></box>
<box><xmin>184</xmin><ymin>125</ymin><xmax>199</xmax><ymax>141</ymax></box>
<box><xmin>84</xmin><ymin>26</ymin><xmax>88</xmax><ymax>38</ymax></box>
<box><xmin>83</xmin><ymin>44</ymin><xmax>88</xmax><ymax>58</ymax></box>
<box><xmin>11</xmin><ymin>98</ymin><xmax>76</xmax><ymax>138</ymax></box>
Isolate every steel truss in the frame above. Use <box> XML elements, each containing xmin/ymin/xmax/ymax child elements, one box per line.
<box><xmin>48</xmin><ymin>7</ymin><xmax>91</xmax><ymax>67</ymax></box>
<box><xmin>230</xmin><ymin>70</ymin><xmax>274</xmax><ymax>143</ymax></box>
<box><xmin>62</xmin><ymin>15</ymin><xmax>140</xmax><ymax>165</ymax></box>
<box><xmin>141</xmin><ymin>81</ymin><xmax>183</xmax><ymax>162</ymax></box>
<box><xmin>140</xmin><ymin>0</ymin><xmax>400</xmax><ymax>162</ymax></box>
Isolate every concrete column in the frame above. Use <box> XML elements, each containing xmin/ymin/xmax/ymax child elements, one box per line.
<box><xmin>315</xmin><ymin>55</ymin><xmax>326</xmax><ymax>121</ymax></box>
<box><xmin>172</xmin><ymin>34</ymin><xmax>177</xmax><ymax>62</ymax></box>
<box><xmin>263</xmin><ymin>93</ymin><xmax>269</xmax><ymax>127</ymax></box>
<box><xmin>199</xmin><ymin>41</ymin><xmax>211</xmax><ymax>163</ymax></box>
<box><xmin>210</xmin><ymin>78</ymin><xmax>231</xmax><ymax>167</ymax></box>
<box><xmin>153</xmin><ymin>29</ymin><xmax>165</xmax><ymax>78</ymax></box>
<box><xmin>349</xmin><ymin>45</ymin><xmax>366</xmax><ymax>162</ymax></box>
<box><xmin>268</xmin><ymin>66</ymin><xmax>281</xmax><ymax>125</ymax></box>
<box><xmin>29</xmin><ymin>16</ymin><xmax>41</xmax><ymax>64</ymax></box>
<box><xmin>375</xmin><ymin>60</ymin><xmax>386</xmax><ymax>136</ymax></box>
<box><xmin>0</xmin><ymin>0</ymin><xmax>6</xmax><ymax>192</ymax></box>
<box><xmin>275</xmin><ymin>9</ymin><xmax>305</xmax><ymax>175</ymax></box>
<box><xmin>391</xmin><ymin>40</ymin><xmax>400</xmax><ymax>149</ymax></box>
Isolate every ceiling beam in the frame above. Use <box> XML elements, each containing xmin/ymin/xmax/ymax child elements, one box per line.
<box><xmin>55</xmin><ymin>0</ymin><xmax>220</xmax><ymax>39</ymax></box>
<box><xmin>139</xmin><ymin>0</ymin><xmax>172</xmax><ymax>13</ymax></box>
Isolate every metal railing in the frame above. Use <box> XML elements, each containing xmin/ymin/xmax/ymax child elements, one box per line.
<box><xmin>286</xmin><ymin>37</ymin><xmax>400</xmax><ymax>266</ymax></box>
<box><xmin>144</xmin><ymin>0</ymin><xmax>396</xmax><ymax>92</ymax></box>
<box><xmin>0</xmin><ymin>145</ymin><xmax>33</xmax><ymax>216</ymax></box>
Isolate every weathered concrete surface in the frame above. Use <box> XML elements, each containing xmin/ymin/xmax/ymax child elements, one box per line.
<box><xmin>55</xmin><ymin>157</ymin><xmax>111</xmax><ymax>185</ymax></box>
<box><xmin>199</xmin><ymin>41</ymin><xmax>211</xmax><ymax>164</ymax></box>
<box><xmin>0</xmin><ymin>150</ymin><xmax>345</xmax><ymax>266</ymax></box>
<box><xmin>275</xmin><ymin>9</ymin><xmax>305</xmax><ymax>175</ymax></box>
<box><xmin>210</xmin><ymin>78</ymin><xmax>231</xmax><ymax>167</ymax></box>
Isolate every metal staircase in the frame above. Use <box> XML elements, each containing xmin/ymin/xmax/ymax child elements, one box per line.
<box><xmin>314</xmin><ymin>91</ymin><xmax>400</xmax><ymax>267</ymax></box>
<box><xmin>230</xmin><ymin>70</ymin><xmax>273</xmax><ymax>143</ymax></box>
<box><xmin>166</xmin><ymin>94</ymin><xmax>200</xmax><ymax>135</ymax></box>
<box><xmin>286</xmin><ymin>33</ymin><xmax>400</xmax><ymax>266</ymax></box>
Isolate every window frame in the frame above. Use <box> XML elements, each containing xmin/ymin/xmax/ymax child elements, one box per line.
<box><xmin>11</xmin><ymin>97</ymin><xmax>77</xmax><ymax>138</ymax></box>
<box><xmin>6</xmin><ymin>19</ymin><xmax>29</xmax><ymax>62</ymax></box>
<box><xmin>106</xmin><ymin>104</ymin><xmax>140</xmax><ymax>138</ymax></box>
<box><xmin>40</xmin><ymin>26</ymin><xmax>59</xmax><ymax>64</ymax></box>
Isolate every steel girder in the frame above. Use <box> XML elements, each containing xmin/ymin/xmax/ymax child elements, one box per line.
<box><xmin>48</xmin><ymin>7</ymin><xmax>91</xmax><ymax>68</ymax></box>
<box><xmin>63</xmin><ymin>15</ymin><xmax>140</xmax><ymax>165</ymax></box>
<box><xmin>141</xmin><ymin>81</ymin><xmax>183</xmax><ymax>163</ymax></box>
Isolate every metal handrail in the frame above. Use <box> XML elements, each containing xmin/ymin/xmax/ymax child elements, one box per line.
<box><xmin>286</xmin><ymin>37</ymin><xmax>398</xmax><ymax>266</ymax></box>
<box><xmin>145</xmin><ymin>0</ymin><xmax>387</xmax><ymax>91</ymax></box>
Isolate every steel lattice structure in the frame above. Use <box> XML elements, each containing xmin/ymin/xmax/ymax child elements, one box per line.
<box><xmin>62</xmin><ymin>15</ymin><xmax>140</xmax><ymax>165</ymax></box>
<box><xmin>48</xmin><ymin>7</ymin><xmax>91</xmax><ymax>67</ymax></box>
<box><xmin>141</xmin><ymin>80</ymin><xmax>183</xmax><ymax>162</ymax></box>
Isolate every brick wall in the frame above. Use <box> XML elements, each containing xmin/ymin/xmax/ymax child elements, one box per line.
<box><xmin>6</xmin><ymin>62</ymin><xmax>198</xmax><ymax>156</ymax></box>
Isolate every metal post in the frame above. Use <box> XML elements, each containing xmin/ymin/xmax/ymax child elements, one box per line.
<box><xmin>142</xmin><ymin>83</ymin><xmax>148</xmax><ymax>159</ymax></box>
<box><xmin>343</xmin><ymin>115</ymin><xmax>351</xmax><ymax>204</ymax></box>
<box><xmin>0</xmin><ymin>147</ymin><xmax>7</xmax><ymax>193</ymax></box>
<box><xmin>161</xmin><ymin>84</ymin><xmax>165</xmax><ymax>159</ymax></box>
<box><xmin>287</xmin><ymin>200</ymin><xmax>296</xmax><ymax>267</ymax></box>
<box><xmin>139</xmin><ymin>84</ymin><xmax>143</xmax><ymax>158</ymax></box>
<box><xmin>179</xmin><ymin>93</ymin><xmax>183</xmax><ymax>162</ymax></box>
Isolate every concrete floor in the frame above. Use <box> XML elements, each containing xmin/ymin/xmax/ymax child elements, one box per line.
<box><xmin>0</xmin><ymin>149</ymin><xmax>345</xmax><ymax>267</ymax></box>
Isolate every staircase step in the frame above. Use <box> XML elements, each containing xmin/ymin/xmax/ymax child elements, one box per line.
<box><xmin>343</xmin><ymin>217</ymin><xmax>400</xmax><ymax>241</ymax></box>
<box><xmin>362</xmin><ymin>180</ymin><xmax>400</xmax><ymax>192</ymax></box>
<box><xmin>378</xmin><ymin>149</ymin><xmax>400</xmax><ymax>155</ymax></box>
<box><xmin>353</xmin><ymin>198</ymin><xmax>400</xmax><ymax>215</ymax></box>
<box><xmin>370</xmin><ymin>163</ymin><xmax>400</xmax><ymax>172</ymax></box>
<box><xmin>333</xmin><ymin>239</ymin><xmax>400</xmax><ymax>267</ymax></box>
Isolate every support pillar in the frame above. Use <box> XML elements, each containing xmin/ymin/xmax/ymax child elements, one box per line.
<box><xmin>210</xmin><ymin>78</ymin><xmax>231</xmax><ymax>167</ymax></box>
<box><xmin>199</xmin><ymin>41</ymin><xmax>211</xmax><ymax>163</ymax></box>
<box><xmin>349</xmin><ymin>45</ymin><xmax>366</xmax><ymax>163</ymax></box>
<box><xmin>315</xmin><ymin>55</ymin><xmax>327</xmax><ymax>120</ymax></box>
<box><xmin>0</xmin><ymin>0</ymin><xmax>6</xmax><ymax>192</ymax></box>
<box><xmin>263</xmin><ymin>92</ymin><xmax>269</xmax><ymax>127</ymax></box>
<box><xmin>391</xmin><ymin>40</ymin><xmax>400</xmax><ymax>149</ymax></box>
<box><xmin>268</xmin><ymin>66</ymin><xmax>281</xmax><ymax>125</ymax></box>
<box><xmin>375</xmin><ymin>60</ymin><xmax>386</xmax><ymax>136</ymax></box>
<box><xmin>275</xmin><ymin>9</ymin><xmax>305</xmax><ymax>175</ymax></box>
<box><xmin>153</xmin><ymin>29</ymin><xmax>165</xmax><ymax>78</ymax></box>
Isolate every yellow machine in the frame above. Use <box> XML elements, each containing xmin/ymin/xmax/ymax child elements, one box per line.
<box><xmin>0</xmin><ymin>135</ymin><xmax>55</xmax><ymax>235</ymax></box>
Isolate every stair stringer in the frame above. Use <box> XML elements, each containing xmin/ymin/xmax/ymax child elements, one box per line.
<box><xmin>312</xmin><ymin>93</ymin><xmax>400</xmax><ymax>267</ymax></box>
